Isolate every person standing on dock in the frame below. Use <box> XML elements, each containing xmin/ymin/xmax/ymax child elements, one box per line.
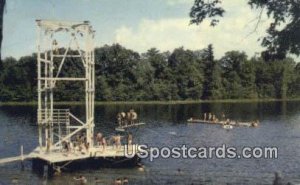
<box><xmin>126</xmin><ymin>111</ymin><xmax>132</xmax><ymax>126</ymax></box>
<box><xmin>208</xmin><ymin>113</ymin><xmax>212</xmax><ymax>121</ymax></box>
<box><xmin>128</xmin><ymin>133</ymin><xmax>133</xmax><ymax>145</ymax></box>
<box><xmin>112</xmin><ymin>135</ymin><xmax>122</xmax><ymax>149</ymax></box>
<box><xmin>203</xmin><ymin>113</ymin><xmax>207</xmax><ymax>121</ymax></box>
<box><xmin>85</xmin><ymin>142</ymin><xmax>90</xmax><ymax>153</ymax></box>
<box><xmin>130</xmin><ymin>109</ymin><xmax>138</xmax><ymax>125</ymax></box>
<box><xmin>117</xmin><ymin>113</ymin><xmax>122</xmax><ymax>126</ymax></box>
<box><xmin>46</xmin><ymin>137</ymin><xmax>51</xmax><ymax>152</ymax></box>
<box><xmin>221</xmin><ymin>112</ymin><xmax>226</xmax><ymax>121</ymax></box>
<box><xmin>96</xmin><ymin>132</ymin><xmax>103</xmax><ymax>146</ymax></box>
<box><xmin>225</xmin><ymin>119</ymin><xmax>230</xmax><ymax>125</ymax></box>
<box><xmin>116</xmin><ymin>135</ymin><xmax>122</xmax><ymax>149</ymax></box>
<box><xmin>212</xmin><ymin>114</ymin><xmax>216</xmax><ymax>122</ymax></box>
<box><xmin>120</xmin><ymin>112</ymin><xmax>126</xmax><ymax>126</ymax></box>
<box><xmin>96</xmin><ymin>132</ymin><xmax>106</xmax><ymax>151</ymax></box>
<box><xmin>102</xmin><ymin>137</ymin><xmax>107</xmax><ymax>152</ymax></box>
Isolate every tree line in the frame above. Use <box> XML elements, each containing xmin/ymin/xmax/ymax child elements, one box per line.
<box><xmin>0</xmin><ymin>44</ymin><xmax>299</xmax><ymax>102</ymax></box>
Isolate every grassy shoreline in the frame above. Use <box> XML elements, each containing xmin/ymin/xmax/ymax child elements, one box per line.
<box><xmin>0</xmin><ymin>98</ymin><xmax>300</xmax><ymax>106</ymax></box>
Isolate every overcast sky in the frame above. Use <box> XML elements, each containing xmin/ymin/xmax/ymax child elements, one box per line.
<box><xmin>3</xmin><ymin>0</ymin><xmax>279</xmax><ymax>60</ymax></box>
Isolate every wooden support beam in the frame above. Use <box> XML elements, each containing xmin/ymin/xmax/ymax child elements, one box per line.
<box><xmin>38</xmin><ymin>77</ymin><xmax>86</xmax><ymax>81</ymax></box>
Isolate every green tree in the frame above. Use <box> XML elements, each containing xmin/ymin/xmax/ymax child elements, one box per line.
<box><xmin>220</xmin><ymin>51</ymin><xmax>248</xmax><ymax>98</ymax></box>
<box><xmin>253</xmin><ymin>58</ymin><xmax>276</xmax><ymax>98</ymax></box>
<box><xmin>240</xmin><ymin>59</ymin><xmax>257</xmax><ymax>98</ymax></box>
<box><xmin>0</xmin><ymin>0</ymin><xmax>5</xmax><ymax>67</ymax></box>
<box><xmin>190</xmin><ymin>0</ymin><xmax>300</xmax><ymax>60</ymax></box>
<box><xmin>168</xmin><ymin>47</ymin><xmax>204</xmax><ymax>100</ymax></box>
<box><xmin>270</xmin><ymin>59</ymin><xmax>295</xmax><ymax>99</ymax></box>
<box><xmin>141</xmin><ymin>48</ymin><xmax>173</xmax><ymax>100</ymax></box>
<box><xmin>201</xmin><ymin>44</ymin><xmax>223</xmax><ymax>99</ymax></box>
<box><xmin>288</xmin><ymin>63</ymin><xmax>300</xmax><ymax>97</ymax></box>
<box><xmin>0</xmin><ymin>43</ymin><xmax>299</xmax><ymax>102</ymax></box>
<box><xmin>95</xmin><ymin>44</ymin><xmax>140</xmax><ymax>101</ymax></box>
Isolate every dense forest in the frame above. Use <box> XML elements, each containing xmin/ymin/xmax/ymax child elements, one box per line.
<box><xmin>0</xmin><ymin>44</ymin><xmax>299</xmax><ymax>102</ymax></box>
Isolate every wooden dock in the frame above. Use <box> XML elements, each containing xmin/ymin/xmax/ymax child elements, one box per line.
<box><xmin>0</xmin><ymin>144</ymin><xmax>140</xmax><ymax>165</ymax></box>
<box><xmin>30</xmin><ymin>145</ymin><xmax>139</xmax><ymax>163</ymax></box>
<box><xmin>0</xmin><ymin>155</ymin><xmax>29</xmax><ymax>165</ymax></box>
<box><xmin>187</xmin><ymin>118</ymin><xmax>256</xmax><ymax>127</ymax></box>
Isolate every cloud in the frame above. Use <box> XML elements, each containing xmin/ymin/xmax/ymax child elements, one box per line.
<box><xmin>114</xmin><ymin>1</ymin><xmax>271</xmax><ymax>59</ymax></box>
<box><xmin>166</xmin><ymin>0</ymin><xmax>193</xmax><ymax>6</ymax></box>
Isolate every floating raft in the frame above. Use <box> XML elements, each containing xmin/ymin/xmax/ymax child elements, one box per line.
<box><xmin>187</xmin><ymin>118</ymin><xmax>256</xmax><ymax>127</ymax></box>
<box><xmin>115</xmin><ymin>122</ymin><xmax>146</xmax><ymax>131</ymax></box>
<box><xmin>30</xmin><ymin>145</ymin><xmax>139</xmax><ymax>163</ymax></box>
<box><xmin>0</xmin><ymin>145</ymin><xmax>141</xmax><ymax>179</ymax></box>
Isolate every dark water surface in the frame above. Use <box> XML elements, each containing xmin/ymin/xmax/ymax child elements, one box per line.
<box><xmin>0</xmin><ymin>101</ymin><xmax>300</xmax><ymax>185</ymax></box>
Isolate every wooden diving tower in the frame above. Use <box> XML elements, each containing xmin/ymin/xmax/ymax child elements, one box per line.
<box><xmin>0</xmin><ymin>20</ymin><xmax>141</xmax><ymax>176</ymax></box>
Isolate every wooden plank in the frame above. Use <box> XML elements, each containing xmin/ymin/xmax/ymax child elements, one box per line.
<box><xmin>0</xmin><ymin>155</ymin><xmax>30</xmax><ymax>165</ymax></box>
<box><xmin>38</xmin><ymin>77</ymin><xmax>86</xmax><ymax>81</ymax></box>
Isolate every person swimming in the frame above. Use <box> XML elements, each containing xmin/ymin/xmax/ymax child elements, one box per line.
<box><xmin>137</xmin><ymin>163</ymin><xmax>145</xmax><ymax>172</ymax></box>
<box><xmin>74</xmin><ymin>175</ymin><xmax>87</xmax><ymax>184</ymax></box>
<box><xmin>114</xmin><ymin>178</ymin><xmax>122</xmax><ymax>185</ymax></box>
<box><xmin>94</xmin><ymin>177</ymin><xmax>103</xmax><ymax>184</ymax></box>
<box><xmin>123</xmin><ymin>177</ymin><xmax>129</xmax><ymax>185</ymax></box>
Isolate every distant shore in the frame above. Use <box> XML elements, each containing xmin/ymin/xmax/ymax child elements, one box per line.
<box><xmin>0</xmin><ymin>98</ymin><xmax>300</xmax><ymax>106</ymax></box>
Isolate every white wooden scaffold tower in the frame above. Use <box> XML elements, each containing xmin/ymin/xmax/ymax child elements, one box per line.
<box><xmin>36</xmin><ymin>20</ymin><xmax>95</xmax><ymax>153</ymax></box>
<box><xmin>0</xmin><ymin>20</ymin><xmax>140</xmax><ymax>168</ymax></box>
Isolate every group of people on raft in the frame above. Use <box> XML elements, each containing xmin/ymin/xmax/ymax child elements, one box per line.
<box><xmin>197</xmin><ymin>112</ymin><xmax>259</xmax><ymax>127</ymax></box>
<box><xmin>116</xmin><ymin>109</ymin><xmax>138</xmax><ymax>127</ymax></box>
<box><xmin>95</xmin><ymin>132</ymin><xmax>133</xmax><ymax>152</ymax></box>
<box><xmin>61</xmin><ymin>132</ymin><xmax>90</xmax><ymax>155</ymax></box>
<box><xmin>61</xmin><ymin>131</ymin><xmax>133</xmax><ymax>155</ymax></box>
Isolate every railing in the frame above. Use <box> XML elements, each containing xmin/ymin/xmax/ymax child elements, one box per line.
<box><xmin>37</xmin><ymin>109</ymin><xmax>70</xmax><ymax>125</ymax></box>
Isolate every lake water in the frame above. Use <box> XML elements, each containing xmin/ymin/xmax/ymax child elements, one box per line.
<box><xmin>0</xmin><ymin>101</ymin><xmax>300</xmax><ymax>185</ymax></box>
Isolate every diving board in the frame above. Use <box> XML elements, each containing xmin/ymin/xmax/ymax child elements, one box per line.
<box><xmin>115</xmin><ymin>122</ymin><xmax>146</xmax><ymax>131</ymax></box>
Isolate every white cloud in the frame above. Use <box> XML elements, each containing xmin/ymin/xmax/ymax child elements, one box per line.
<box><xmin>166</xmin><ymin>0</ymin><xmax>193</xmax><ymax>6</ymax></box>
<box><xmin>114</xmin><ymin>0</ymin><xmax>271</xmax><ymax>59</ymax></box>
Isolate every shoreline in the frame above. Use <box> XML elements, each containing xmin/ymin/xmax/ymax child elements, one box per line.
<box><xmin>0</xmin><ymin>98</ymin><xmax>300</xmax><ymax>106</ymax></box>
